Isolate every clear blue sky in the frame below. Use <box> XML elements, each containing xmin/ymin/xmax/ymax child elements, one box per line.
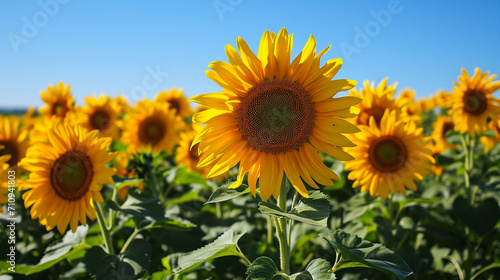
<box><xmin>1</xmin><ymin>0</ymin><xmax>499</xmax><ymax>108</ymax></box>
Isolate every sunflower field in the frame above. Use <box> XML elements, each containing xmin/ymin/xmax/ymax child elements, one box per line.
<box><xmin>1</xmin><ymin>28</ymin><xmax>500</xmax><ymax>280</ymax></box>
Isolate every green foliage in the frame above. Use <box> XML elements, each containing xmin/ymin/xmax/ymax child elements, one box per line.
<box><xmin>174</xmin><ymin>230</ymin><xmax>247</xmax><ymax>274</ymax></box>
<box><xmin>321</xmin><ymin>230</ymin><xmax>413</xmax><ymax>279</ymax></box>
<box><xmin>84</xmin><ymin>239</ymin><xmax>152</xmax><ymax>279</ymax></box>
<box><xmin>259</xmin><ymin>192</ymin><xmax>330</xmax><ymax>227</ymax></box>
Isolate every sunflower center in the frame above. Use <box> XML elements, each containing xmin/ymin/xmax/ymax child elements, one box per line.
<box><xmin>441</xmin><ymin>121</ymin><xmax>454</xmax><ymax>139</ymax></box>
<box><xmin>189</xmin><ymin>142</ymin><xmax>200</xmax><ymax>160</ymax></box>
<box><xmin>90</xmin><ymin>109</ymin><xmax>111</xmax><ymax>131</ymax></box>
<box><xmin>357</xmin><ymin>106</ymin><xmax>385</xmax><ymax>126</ymax></box>
<box><xmin>463</xmin><ymin>90</ymin><xmax>487</xmax><ymax>115</ymax></box>
<box><xmin>168</xmin><ymin>100</ymin><xmax>181</xmax><ymax>114</ymax></box>
<box><xmin>238</xmin><ymin>79</ymin><xmax>314</xmax><ymax>154</ymax></box>
<box><xmin>50</xmin><ymin>150</ymin><xmax>94</xmax><ymax>201</ymax></box>
<box><xmin>51</xmin><ymin>102</ymin><xmax>67</xmax><ymax>117</ymax></box>
<box><xmin>369</xmin><ymin>137</ymin><xmax>407</xmax><ymax>172</ymax></box>
<box><xmin>138</xmin><ymin>116</ymin><xmax>166</xmax><ymax>145</ymax></box>
<box><xmin>0</xmin><ymin>141</ymin><xmax>19</xmax><ymax>167</ymax></box>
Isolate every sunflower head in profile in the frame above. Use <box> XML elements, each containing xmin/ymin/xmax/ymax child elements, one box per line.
<box><xmin>19</xmin><ymin>121</ymin><xmax>116</xmax><ymax>234</ymax></box>
<box><xmin>350</xmin><ymin>78</ymin><xmax>402</xmax><ymax>127</ymax></box>
<box><xmin>449</xmin><ymin>68</ymin><xmax>500</xmax><ymax>135</ymax></box>
<box><xmin>480</xmin><ymin>120</ymin><xmax>500</xmax><ymax>152</ymax></box>
<box><xmin>0</xmin><ymin>116</ymin><xmax>29</xmax><ymax>170</ymax></box>
<box><xmin>39</xmin><ymin>82</ymin><xmax>75</xmax><ymax>120</ymax></box>
<box><xmin>431</xmin><ymin>115</ymin><xmax>456</xmax><ymax>151</ymax></box>
<box><xmin>121</xmin><ymin>99</ymin><xmax>183</xmax><ymax>154</ymax></box>
<box><xmin>190</xmin><ymin>28</ymin><xmax>362</xmax><ymax>200</ymax></box>
<box><xmin>155</xmin><ymin>88</ymin><xmax>192</xmax><ymax>118</ymax></box>
<box><xmin>76</xmin><ymin>94</ymin><xmax>121</xmax><ymax>139</ymax></box>
<box><xmin>0</xmin><ymin>147</ymin><xmax>11</xmax><ymax>213</ymax></box>
<box><xmin>344</xmin><ymin>110</ymin><xmax>434</xmax><ymax>199</ymax></box>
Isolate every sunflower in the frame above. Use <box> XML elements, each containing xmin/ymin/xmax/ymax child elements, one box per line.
<box><xmin>449</xmin><ymin>68</ymin><xmax>500</xmax><ymax>135</ymax></box>
<box><xmin>431</xmin><ymin>115</ymin><xmax>456</xmax><ymax>151</ymax></box>
<box><xmin>121</xmin><ymin>99</ymin><xmax>183</xmax><ymax>154</ymax></box>
<box><xmin>344</xmin><ymin>110</ymin><xmax>434</xmax><ymax>199</ymax></box>
<box><xmin>0</xmin><ymin>147</ymin><xmax>10</xmax><ymax>213</ymax></box>
<box><xmin>76</xmin><ymin>95</ymin><xmax>121</xmax><ymax>139</ymax></box>
<box><xmin>350</xmin><ymin>78</ymin><xmax>402</xmax><ymax>127</ymax></box>
<box><xmin>427</xmin><ymin>142</ymin><xmax>444</xmax><ymax>176</ymax></box>
<box><xmin>115</xmin><ymin>152</ymin><xmax>144</xmax><ymax>200</ymax></box>
<box><xmin>19</xmin><ymin>121</ymin><xmax>116</xmax><ymax>234</ymax></box>
<box><xmin>39</xmin><ymin>82</ymin><xmax>75</xmax><ymax>120</ymax></box>
<box><xmin>112</xmin><ymin>95</ymin><xmax>131</xmax><ymax>116</ymax></box>
<box><xmin>190</xmin><ymin>28</ymin><xmax>361</xmax><ymax>200</ymax></box>
<box><xmin>480</xmin><ymin>120</ymin><xmax>500</xmax><ymax>152</ymax></box>
<box><xmin>0</xmin><ymin>116</ymin><xmax>29</xmax><ymax>169</ymax></box>
<box><xmin>155</xmin><ymin>88</ymin><xmax>192</xmax><ymax>118</ymax></box>
<box><xmin>434</xmin><ymin>90</ymin><xmax>452</xmax><ymax>109</ymax></box>
<box><xmin>397</xmin><ymin>88</ymin><xmax>422</xmax><ymax>123</ymax></box>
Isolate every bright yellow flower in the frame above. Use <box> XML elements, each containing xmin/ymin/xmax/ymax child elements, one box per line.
<box><xmin>0</xmin><ymin>116</ymin><xmax>29</xmax><ymax>169</ymax></box>
<box><xmin>0</xmin><ymin>146</ymin><xmax>11</xmax><ymax>213</ymax></box>
<box><xmin>449</xmin><ymin>68</ymin><xmax>500</xmax><ymax>135</ymax></box>
<box><xmin>112</xmin><ymin>95</ymin><xmax>131</xmax><ymax>116</ymax></box>
<box><xmin>121</xmin><ymin>99</ymin><xmax>183</xmax><ymax>154</ymax></box>
<box><xmin>345</xmin><ymin>110</ymin><xmax>434</xmax><ymax>199</ymax></box>
<box><xmin>396</xmin><ymin>88</ymin><xmax>422</xmax><ymax>123</ymax></box>
<box><xmin>350</xmin><ymin>78</ymin><xmax>402</xmax><ymax>127</ymax></box>
<box><xmin>155</xmin><ymin>88</ymin><xmax>192</xmax><ymax>118</ymax></box>
<box><xmin>431</xmin><ymin>116</ymin><xmax>456</xmax><ymax>151</ymax></box>
<box><xmin>190</xmin><ymin>28</ymin><xmax>361</xmax><ymax>200</ymax></box>
<box><xmin>19</xmin><ymin>121</ymin><xmax>116</xmax><ymax>234</ymax></box>
<box><xmin>434</xmin><ymin>90</ymin><xmax>452</xmax><ymax>109</ymax></box>
<box><xmin>115</xmin><ymin>152</ymin><xmax>144</xmax><ymax>200</ymax></box>
<box><xmin>76</xmin><ymin>95</ymin><xmax>121</xmax><ymax>139</ymax></box>
<box><xmin>39</xmin><ymin>82</ymin><xmax>75</xmax><ymax>120</ymax></box>
<box><xmin>427</xmin><ymin>142</ymin><xmax>444</xmax><ymax>176</ymax></box>
<box><xmin>480</xmin><ymin>120</ymin><xmax>500</xmax><ymax>152</ymax></box>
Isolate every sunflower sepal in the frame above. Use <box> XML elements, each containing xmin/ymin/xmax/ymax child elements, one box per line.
<box><xmin>320</xmin><ymin>230</ymin><xmax>413</xmax><ymax>279</ymax></box>
<box><xmin>258</xmin><ymin>191</ymin><xmax>330</xmax><ymax>227</ymax></box>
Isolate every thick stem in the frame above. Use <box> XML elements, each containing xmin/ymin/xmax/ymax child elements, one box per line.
<box><xmin>95</xmin><ymin>202</ymin><xmax>114</xmax><ymax>255</ymax></box>
<box><xmin>460</xmin><ymin>134</ymin><xmax>471</xmax><ymax>190</ymax></box>
<box><xmin>215</xmin><ymin>202</ymin><xmax>223</xmax><ymax>219</ymax></box>
<box><xmin>275</xmin><ymin>176</ymin><xmax>290</xmax><ymax>274</ymax></box>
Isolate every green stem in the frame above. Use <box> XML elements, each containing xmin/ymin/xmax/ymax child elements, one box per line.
<box><xmin>275</xmin><ymin>176</ymin><xmax>290</xmax><ymax>274</ymax></box>
<box><xmin>266</xmin><ymin>216</ymin><xmax>273</xmax><ymax>246</ymax></box>
<box><xmin>215</xmin><ymin>202</ymin><xmax>222</xmax><ymax>219</ymax></box>
<box><xmin>287</xmin><ymin>191</ymin><xmax>299</xmax><ymax>244</ymax></box>
<box><xmin>236</xmin><ymin>245</ymin><xmax>252</xmax><ymax>267</ymax></box>
<box><xmin>95</xmin><ymin>202</ymin><xmax>114</xmax><ymax>255</ymax></box>
<box><xmin>120</xmin><ymin>228</ymin><xmax>140</xmax><ymax>254</ymax></box>
<box><xmin>460</xmin><ymin>134</ymin><xmax>470</xmax><ymax>187</ymax></box>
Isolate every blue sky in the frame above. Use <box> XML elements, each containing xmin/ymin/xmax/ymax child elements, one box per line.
<box><xmin>1</xmin><ymin>0</ymin><xmax>499</xmax><ymax>108</ymax></box>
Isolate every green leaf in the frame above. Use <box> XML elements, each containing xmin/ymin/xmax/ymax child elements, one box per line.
<box><xmin>206</xmin><ymin>183</ymin><xmax>251</xmax><ymax>204</ymax></box>
<box><xmin>112</xmin><ymin>175</ymin><xmax>144</xmax><ymax>190</ymax></box>
<box><xmin>246</xmin><ymin>256</ymin><xmax>289</xmax><ymax>280</ymax></box>
<box><xmin>259</xmin><ymin>192</ymin><xmax>330</xmax><ymax>227</ymax></box>
<box><xmin>171</xmin><ymin>166</ymin><xmax>208</xmax><ymax>186</ymax></box>
<box><xmin>175</xmin><ymin>230</ymin><xmax>246</xmax><ymax>274</ymax></box>
<box><xmin>107</xmin><ymin>188</ymin><xmax>165</xmax><ymax>220</ymax></box>
<box><xmin>84</xmin><ymin>239</ymin><xmax>152</xmax><ymax>280</ymax></box>
<box><xmin>27</xmin><ymin>226</ymin><xmax>90</xmax><ymax>275</ymax></box>
<box><xmin>290</xmin><ymin>259</ymin><xmax>336</xmax><ymax>280</ymax></box>
<box><xmin>0</xmin><ymin>262</ymin><xmax>32</xmax><ymax>274</ymax></box>
<box><xmin>165</xmin><ymin>189</ymin><xmax>203</xmax><ymax>207</ymax></box>
<box><xmin>320</xmin><ymin>230</ymin><xmax>413</xmax><ymax>279</ymax></box>
<box><xmin>453</xmin><ymin>196</ymin><xmax>500</xmax><ymax>235</ymax></box>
